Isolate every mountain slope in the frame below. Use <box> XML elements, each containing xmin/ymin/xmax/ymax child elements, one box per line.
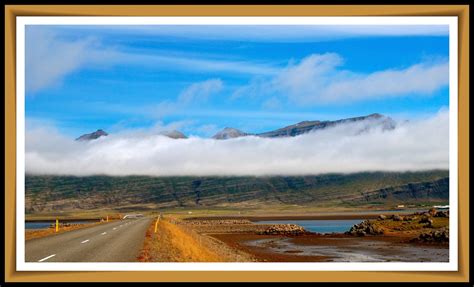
<box><xmin>25</xmin><ymin>170</ymin><xmax>448</xmax><ymax>213</ymax></box>
<box><xmin>257</xmin><ymin>113</ymin><xmax>395</xmax><ymax>138</ymax></box>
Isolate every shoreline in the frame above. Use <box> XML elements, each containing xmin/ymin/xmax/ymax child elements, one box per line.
<box><xmin>25</xmin><ymin>218</ymin><xmax>100</xmax><ymax>223</ymax></box>
<box><xmin>185</xmin><ymin>211</ymin><xmax>421</xmax><ymax>222</ymax></box>
<box><xmin>179</xmin><ymin>208</ymin><xmax>449</xmax><ymax>262</ymax></box>
<box><xmin>209</xmin><ymin>233</ymin><xmax>449</xmax><ymax>262</ymax></box>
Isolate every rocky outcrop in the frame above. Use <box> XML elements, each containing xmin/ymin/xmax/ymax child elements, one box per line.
<box><xmin>419</xmin><ymin>216</ymin><xmax>434</xmax><ymax>227</ymax></box>
<box><xmin>434</xmin><ymin>210</ymin><xmax>449</xmax><ymax>217</ymax></box>
<box><xmin>392</xmin><ymin>214</ymin><xmax>403</xmax><ymax>221</ymax></box>
<box><xmin>346</xmin><ymin>220</ymin><xmax>384</xmax><ymax>236</ymax></box>
<box><xmin>414</xmin><ymin>228</ymin><xmax>449</xmax><ymax>244</ymax></box>
<box><xmin>258</xmin><ymin>224</ymin><xmax>309</xmax><ymax>236</ymax></box>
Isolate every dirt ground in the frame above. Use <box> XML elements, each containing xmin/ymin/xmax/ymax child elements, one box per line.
<box><xmin>210</xmin><ymin>233</ymin><xmax>448</xmax><ymax>262</ymax></box>
<box><xmin>184</xmin><ymin>211</ymin><xmax>449</xmax><ymax>262</ymax></box>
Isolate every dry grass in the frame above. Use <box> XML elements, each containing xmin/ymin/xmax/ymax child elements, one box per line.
<box><xmin>25</xmin><ymin>222</ymin><xmax>102</xmax><ymax>241</ymax></box>
<box><xmin>138</xmin><ymin>219</ymin><xmax>222</xmax><ymax>262</ymax></box>
<box><xmin>371</xmin><ymin>217</ymin><xmax>449</xmax><ymax>236</ymax></box>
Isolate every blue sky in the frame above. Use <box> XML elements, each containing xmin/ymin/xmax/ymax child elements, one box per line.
<box><xmin>25</xmin><ymin>25</ymin><xmax>449</xmax><ymax>138</ymax></box>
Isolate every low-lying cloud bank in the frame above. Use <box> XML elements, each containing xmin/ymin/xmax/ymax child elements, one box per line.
<box><xmin>25</xmin><ymin>111</ymin><xmax>449</xmax><ymax>176</ymax></box>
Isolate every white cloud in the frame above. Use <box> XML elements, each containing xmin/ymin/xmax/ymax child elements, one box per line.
<box><xmin>25</xmin><ymin>27</ymin><xmax>277</xmax><ymax>93</ymax></box>
<box><xmin>262</xmin><ymin>97</ymin><xmax>283</xmax><ymax>110</ymax></box>
<box><xmin>152</xmin><ymin>79</ymin><xmax>223</xmax><ymax>118</ymax></box>
<box><xmin>25</xmin><ymin>110</ymin><xmax>449</xmax><ymax>176</ymax></box>
<box><xmin>191</xmin><ymin>124</ymin><xmax>221</xmax><ymax>137</ymax></box>
<box><xmin>25</xmin><ymin>28</ymin><xmax>95</xmax><ymax>93</ymax></box>
<box><xmin>178</xmin><ymin>79</ymin><xmax>223</xmax><ymax>104</ymax></box>
<box><xmin>316</xmin><ymin>61</ymin><xmax>449</xmax><ymax>103</ymax></box>
<box><xmin>58</xmin><ymin>25</ymin><xmax>449</xmax><ymax>42</ymax></box>
<box><xmin>241</xmin><ymin>53</ymin><xmax>449</xmax><ymax>105</ymax></box>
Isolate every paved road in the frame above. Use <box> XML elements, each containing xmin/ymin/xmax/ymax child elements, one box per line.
<box><xmin>25</xmin><ymin>217</ymin><xmax>152</xmax><ymax>262</ymax></box>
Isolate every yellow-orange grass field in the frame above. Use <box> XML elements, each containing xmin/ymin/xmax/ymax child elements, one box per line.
<box><xmin>138</xmin><ymin>219</ymin><xmax>221</xmax><ymax>262</ymax></box>
<box><xmin>25</xmin><ymin>222</ymin><xmax>104</xmax><ymax>241</ymax></box>
<box><xmin>25</xmin><ymin>217</ymin><xmax>122</xmax><ymax>241</ymax></box>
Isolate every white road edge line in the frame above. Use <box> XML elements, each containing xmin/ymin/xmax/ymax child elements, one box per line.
<box><xmin>81</xmin><ymin>239</ymin><xmax>90</xmax><ymax>244</ymax></box>
<box><xmin>38</xmin><ymin>254</ymin><xmax>56</xmax><ymax>262</ymax></box>
<box><xmin>101</xmin><ymin>232</ymin><xmax>107</xmax><ymax>235</ymax></box>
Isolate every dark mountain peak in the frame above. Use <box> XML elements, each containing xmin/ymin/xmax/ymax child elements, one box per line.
<box><xmin>75</xmin><ymin>129</ymin><xmax>108</xmax><ymax>141</ymax></box>
<box><xmin>212</xmin><ymin>127</ymin><xmax>249</xmax><ymax>140</ymax></box>
<box><xmin>296</xmin><ymin>120</ymin><xmax>321</xmax><ymax>126</ymax></box>
<box><xmin>160</xmin><ymin>130</ymin><xmax>188</xmax><ymax>139</ymax></box>
<box><xmin>367</xmin><ymin>113</ymin><xmax>383</xmax><ymax>118</ymax></box>
<box><xmin>257</xmin><ymin>113</ymin><xmax>395</xmax><ymax>138</ymax></box>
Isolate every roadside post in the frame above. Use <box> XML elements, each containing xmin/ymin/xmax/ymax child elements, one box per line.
<box><xmin>55</xmin><ymin>218</ymin><xmax>59</xmax><ymax>233</ymax></box>
<box><xmin>154</xmin><ymin>215</ymin><xmax>160</xmax><ymax>233</ymax></box>
<box><xmin>106</xmin><ymin>215</ymin><xmax>109</xmax><ymax>222</ymax></box>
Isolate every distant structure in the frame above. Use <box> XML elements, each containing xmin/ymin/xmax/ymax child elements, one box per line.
<box><xmin>122</xmin><ymin>214</ymin><xmax>144</xmax><ymax>219</ymax></box>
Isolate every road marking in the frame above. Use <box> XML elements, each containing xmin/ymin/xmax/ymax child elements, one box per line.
<box><xmin>101</xmin><ymin>232</ymin><xmax>107</xmax><ymax>235</ymax></box>
<box><xmin>113</xmin><ymin>227</ymin><xmax>117</xmax><ymax>230</ymax></box>
<box><xmin>38</xmin><ymin>254</ymin><xmax>56</xmax><ymax>262</ymax></box>
<box><xmin>81</xmin><ymin>239</ymin><xmax>90</xmax><ymax>244</ymax></box>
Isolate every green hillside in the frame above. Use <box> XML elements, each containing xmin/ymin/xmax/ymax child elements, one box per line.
<box><xmin>25</xmin><ymin>170</ymin><xmax>449</xmax><ymax>214</ymax></box>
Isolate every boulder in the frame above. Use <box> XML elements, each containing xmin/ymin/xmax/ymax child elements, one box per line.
<box><xmin>419</xmin><ymin>216</ymin><xmax>431</xmax><ymax>224</ymax></box>
<box><xmin>428</xmin><ymin>208</ymin><xmax>437</xmax><ymax>216</ymax></box>
<box><xmin>346</xmin><ymin>220</ymin><xmax>384</xmax><ymax>236</ymax></box>
<box><xmin>259</xmin><ymin>224</ymin><xmax>309</xmax><ymax>236</ymax></box>
<box><xmin>393</xmin><ymin>214</ymin><xmax>403</xmax><ymax>221</ymax></box>
<box><xmin>426</xmin><ymin>218</ymin><xmax>434</xmax><ymax>227</ymax></box>
<box><xmin>378</xmin><ymin>214</ymin><xmax>387</xmax><ymax>220</ymax></box>
<box><xmin>434</xmin><ymin>211</ymin><xmax>449</xmax><ymax>218</ymax></box>
<box><xmin>416</xmin><ymin>228</ymin><xmax>449</xmax><ymax>243</ymax></box>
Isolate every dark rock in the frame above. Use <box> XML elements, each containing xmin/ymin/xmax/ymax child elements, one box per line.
<box><xmin>346</xmin><ymin>220</ymin><xmax>384</xmax><ymax>236</ymax></box>
<box><xmin>426</xmin><ymin>218</ymin><xmax>434</xmax><ymax>227</ymax></box>
<box><xmin>393</xmin><ymin>214</ymin><xmax>403</xmax><ymax>221</ymax></box>
<box><xmin>415</xmin><ymin>228</ymin><xmax>449</xmax><ymax>243</ymax></box>
<box><xmin>419</xmin><ymin>216</ymin><xmax>431</xmax><ymax>224</ymax></box>
<box><xmin>434</xmin><ymin>211</ymin><xmax>449</xmax><ymax>218</ymax></box>
<box><xmin>259</xmin><ymin>224</ymin><xmax>309</xmax><ymax>236</ymax></box>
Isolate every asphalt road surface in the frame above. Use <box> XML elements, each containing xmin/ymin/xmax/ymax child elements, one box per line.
<box><xmin>25</xmin><ymin>217</ymin><xmax>152</xmax><ymax>262</ymax></box>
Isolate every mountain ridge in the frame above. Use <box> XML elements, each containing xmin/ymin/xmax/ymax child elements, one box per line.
<box><xmin>25</xmin><ymin>170</ymin><xmax>448</xmax><ymax>213</ymax></box>
<box><xmin>76</xmin><ymin>113</ymin><xmax>396</xmax><ymax>141</ymax></box>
